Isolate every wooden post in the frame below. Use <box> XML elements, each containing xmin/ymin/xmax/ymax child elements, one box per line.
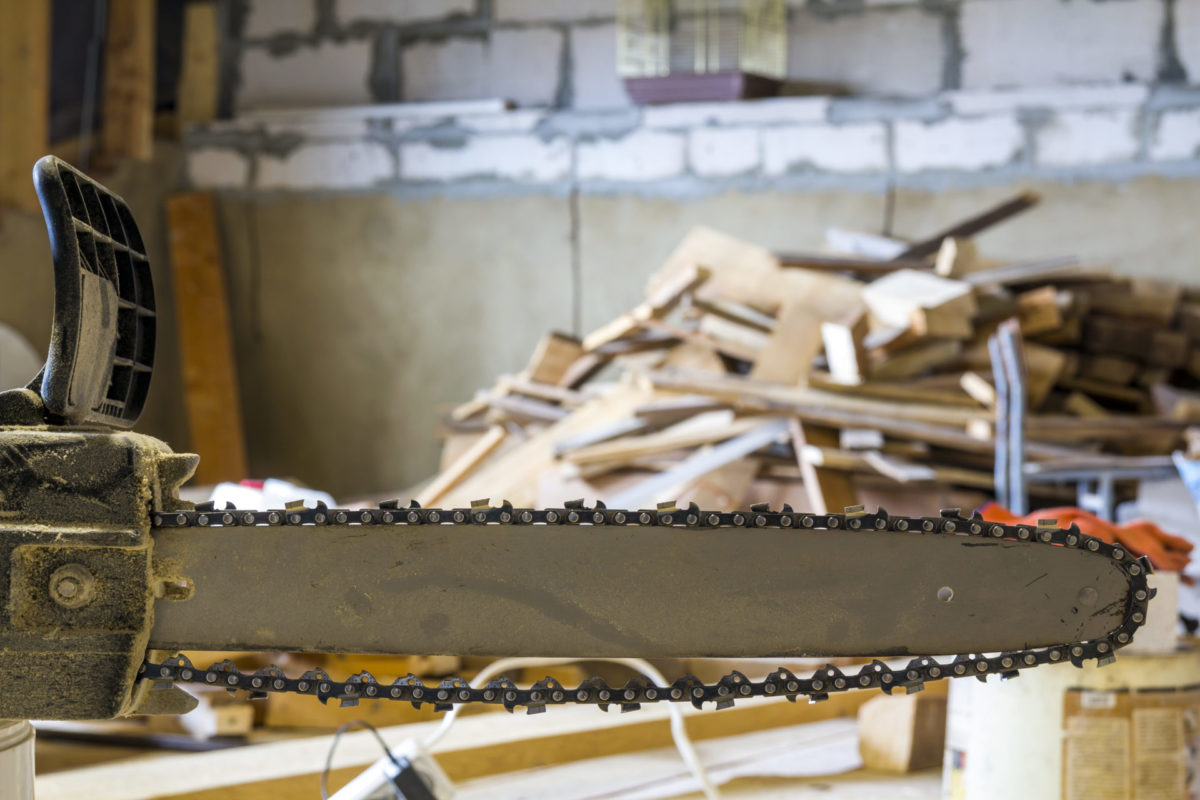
<box><xmin>177</xmin><ymin>1</ymin><xmax>219</xmax><ymax>131</ymax></box>
<box><xmin>166</xmin><ymin>192</ymin><xmax>249</xmax><ymax>485</ymax></box>
<box><xmin>103</xmin><ymin>0</ymin><xmax>157</xmax><ymax>161</ymax></box>
<box><xmin>0</xmin><ymin>0</ymin><xmax>49</xmax><ymax>211</ymax></box>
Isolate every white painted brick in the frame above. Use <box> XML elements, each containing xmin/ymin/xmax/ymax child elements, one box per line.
<box><xmin>643</xmin><ymin>97</ymin><xmax>830</xmax><ymax>129</ymax></box>
<box><xmin>762</xmin><ymin>122</ymin><xmax>888</xmax><ymax>175</ymax></box>
<box><xmin>489</xmin><ymin>28</ymin><xmax>564</xmax><ymax>107</ymax></box>
<box><xmin>455</xmin><ymin>109</ymin><xmax>546</xmax><ymax>134</ymax></box>
<box><xmin>577</xmin><ymin>130</ymin><xmax>685</xmax><ymax>181</ymax></box>
<box><xmin>1034</xmin><ymin>109</ymin><xmax>1140</xmax><ymax>167</ymax></box>
<box><xmin>894</xmin><ymin>116</ymin><xmax>1024</xmax><ymax>173</ymax></box>
<box><xmin>1178</xmin><ymin>0</ymin><xmax>1200</xmax><ymax>82</ymax></box>
<box><xmin>949</xmin><ymin>85</ymin><xmax>1149</xmax><ymax>116</ymax></box>
<box><xmin>788</xmin><ymin>7</ymin><xmax>944</xmax><ymax>96</ymax></box>
<box><xmin>187</xmin><ymin>148</ymin><xmax>251</xmax><ymax>189</ymax></box>
<box><xmin>401</xmin><ymin>136</ymin><xmax>571</xmax><ymax>182</ymax></box>
<box><xmin>263</xmin><ymin>118</ymin><xmax>370</xmax><ymax>138</ymax></box>
<box><xmin>243</xmin><ymin>0</ymin><xmax>317</xmax><ymax>38</ymax></box>
<box><xmin>570</xmin><ymin>24</ymin><xmax>630</xmax><ymax>110</ymax></box>
<box><xmin>1151</xmin><ymin>108</ymin><xmax>1200</xmax><ymax>161</ymax></box>
<box><xmin>687</xmin><ymin>128</ymin><xmax>760</xmax><ymax>177</ymax></box>
<box><xmin>403</xmin><ymin>30</ymin><xmax>563</xmax><ymax>106</ymax></box>
<box><xmin>403</xmin><ymin>38</ymin><xmax>488</xmax><ymax>102</ymax></box>
<box><xmin>238</xmin><ymin>41</ymin><xmax>373</xmax><ymax>111</ymax></box>
<box><xmin>960</xmin><ymin>0</ymin><xmax>1161</xmax><ymax>89</ymax></box>
<box><xmin>337</xmin><ymin>0</ymin><xmax>473</xmax><ymax>25</ymax></box>
<box><xmin>258</xmin><ymin>141</ymin><xmax>394</xmax><ymax>189</ymax></box>
<box><xmin>496</xmin><ymin>0</ymin><xmax>614</xmax><ymax>22</ymax></box>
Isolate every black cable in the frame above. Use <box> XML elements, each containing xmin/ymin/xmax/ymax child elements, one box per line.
<box><xmin>320</xmin><ymin>719</ymin><xmax>406</xmax><ymax>800</ymax></box>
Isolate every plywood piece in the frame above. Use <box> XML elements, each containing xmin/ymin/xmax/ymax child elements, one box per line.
<box><xmin>103</xmin><ymin>0</ymin><xmax>157</xmax><ymax>161</ymax></box>
<box><xmin>648</xmin><ymin>227</ymin><xmax>862</xmax><ymax>318</ymax></box>
<box><xmin>563</xmin><ymin>412</ymin><xmax>761</xmax><ymax>468</ymax></box>
<box><xmin>0</xmin><ymin>0</ymin><xmax>49</xmax><ymax>211</ymax></box>
<box><xmin>177</xmin><ymin>1</ymin><xmax>219</xmax><ymax>130</ymax></box>
<box><xmin>1021</xmin><ymin>340</ymin><xmax>1068</xmax><ymax>410</ymax></box>
<box><xmin>750</xmin><ymin>302</ymin><xmax>824</xmax><ymax>384</ymax></box>
<box><xmin>167</xmin><ymin>193</ymin><xmax>249</xmax><ymax>484</ymax></box>
<box><xmin>1016</xmin><ymin>285</ymin><xmax>1064</xmax><ymax>336</ymax></box>
<box><xmin>524</xmin><ymin>332</ymin><xmax>585</xmax><ymax>386</ymax></box>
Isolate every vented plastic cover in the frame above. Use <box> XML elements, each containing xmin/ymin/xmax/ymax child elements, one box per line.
<box><xmin>29</xmin><ymin>156</ymin><xmax>155</xmax><ymax>428</ymax></box>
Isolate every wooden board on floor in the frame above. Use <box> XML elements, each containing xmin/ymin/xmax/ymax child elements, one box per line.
<box><xmin>0</xmin><ymin>0</ymin><xmax>49</xmax><ymax>211</ymax></box>
<box><xmin>167</xmin><ymin>193</ymin><xmax>249</xmax><ymax>484</ymax></box>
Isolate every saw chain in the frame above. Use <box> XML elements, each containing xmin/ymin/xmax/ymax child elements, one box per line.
<box><xmin>142</xmin><ymin>504</ymin><xmax>1153</xmax><ymax>715</ymax></box>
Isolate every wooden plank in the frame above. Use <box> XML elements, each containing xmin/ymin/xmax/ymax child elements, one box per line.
<box><xmin>790</xmin><ymin>419</ymin><xmax>857</xmax><ymax>514</ymax></box>
<box><xmin>857</xmin><ymin>693</ymin><xmax>947</xmax><ymax>773</ymax></box>
<box><xmin>582</xmin><ymin>264</ymin><xmax>709</xmax><ymax>351</ymax></box>
<box><xmin>0</xmin><ymin>0</ymin><xmax>49</xmax><ymax>211</ymax></box>
<box><xmin>821</xmin><ymin>307</ymin><xmax>869</xmax><ymax>385</ymax></box>
<box><xmin>177</xmin><ymin>1</ymin><xmax>220</xmax><ymax>130</ymax></box>
<box><xmin>962</xmin><ymin>256</ymin><xmax>1091</xmax><ymax>287</ymax></box>
<box><xmin>1079</xmin><ymin>354</ymin><xmax>1139</xmax><ymax>385</ymax></box>
<box><xmin>933</xmin><ymin>237</ymin><xmax>981</xmax><ymax>279</ymax></box>
<box><xmin>749</xmin><ymin>302</ymin><xmax>824</xmax><ymax>384</ymax></box>
<box><xmin>697</xmin><ymin>313</ymin><xmax>771</xmax><ymax>354</ymax></box>
<box><xmin>958</xmin><ymin>371</ymin><xmax>996</xmax><ymax>409</ymax></box>
<box><xmin>1063</xmin><ymin>391</ymin><xmax>1110</xmax><ymax>419</ymax></box>
<box><xmin>861</xmin><ymin>269</ymin><xmax>977</xmax><ymax>331</ymax></box>
<box><xmin>440</xmin><ymin>384</ymin><xmax>654</xmax><ymax>508</ymax></box>
<box><xmin>166</xmin><ymin>193</ymin><xmax>249</xmax><ymax>485</ymax></box>
<box><xmin>103</xmin><ymin>0</ymin><xmax>157</xmax><ymax>161</ymax></box>
<box><xmin>605</xmin><ymin>418</ymin><xmax>790</xmax><ymax>508</ymax></box>
<box><xmin>416</xmin><ymin>426</ymin><xmax>507</xmax><ymax>507</ymax></box>
<box><xmin>524</xmin><ymin>332</ymin><xmax>585</xmax><ymax>386</ymax></box>
<box><xmin>641</xmin><ymin>318</ymin><xmax>760</xmax><ymax>363</ymax></box>
<box><xmin>562</xmin><ymin>413</ymin><xmax>762</xmax><ymax>468</ymax></box>
<box><xmin>894</xmin><ymin>191</ymin><xmax>1040</xmax><ymax>260</ymax></box>
<box><xmin>870</xmin><ymin>339</ymin><xmax>962</xmax><ymax>381</ymax></box>
<box><xmin>1015</xmin><ymin>286</ymin><xmax>1063</xmax><ymax>336</ymax></box>
<box><xmin>684</xmin><ymin>458</ymin><xmax>761</xmax><ymax>510</ymax></box>
<box><xmin>775</xmin><ymin>251</ymin><xmax>931</xmax><ymax>275</ymax></box>
<box><xmin>808</xmin><ymin>373</ymin><xmax>980</xmax><ymax>408</ymax></box>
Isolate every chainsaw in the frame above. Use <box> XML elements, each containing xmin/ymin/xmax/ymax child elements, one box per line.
<box><xmin>0</xmin><ymin>157</ymin><xmax>1152</xmax><ymax>722</ymax></box>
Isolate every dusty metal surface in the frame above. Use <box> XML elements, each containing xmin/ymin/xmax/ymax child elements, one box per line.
<box><xmin>149</xmin><ymin>520</ymin><xmax>1130</xmax><ymax>658</ymax></box>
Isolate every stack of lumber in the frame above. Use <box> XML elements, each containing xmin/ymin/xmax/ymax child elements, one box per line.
<box><xmin>426</xmin><ymin>193</ymin><xmax>1200</xmax><ymax>518</ymax></box>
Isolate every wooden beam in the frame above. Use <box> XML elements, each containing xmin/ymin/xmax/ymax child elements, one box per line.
<box><xmin>103</xmin><ymin>0</ymin><xmax>157</xmax><ymax>161</ymax></box>
<box><xmin>749</xmin><ymin>301</ymin><xmax>823</xmax><ymax>384</ymax></box>
<box><xmin>177</xmin><ymin>1</ymin><xmax>220</xmax><ymax>131</ymax></box>
<box><xmin>0</xmin><ymin>0</ymin><xmax>49</xmax><ymax>211</ymax></box>
<box><xmin>894</xmin><ymin>192</ymin><xmax>1040</xmax><ymax>260</ymax></box>
<box><xmin>167</xmin><ymin>193</ymin><xmax>249</xmax><ymax>485</ymax></box>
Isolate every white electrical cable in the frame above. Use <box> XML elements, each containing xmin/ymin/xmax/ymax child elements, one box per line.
<box><xmin>421</xmin><ymin>656</ymin><xmax>722</xmax><ymax>800</ymax></box>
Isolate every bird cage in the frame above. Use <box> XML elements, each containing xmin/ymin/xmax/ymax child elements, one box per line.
<box><xmin>617</xmin><ymin>0</ymin><xmax>786</xmax><ymax>104</ymax></box>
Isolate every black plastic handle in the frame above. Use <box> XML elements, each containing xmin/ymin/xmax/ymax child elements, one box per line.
<box><xmin>28</xmin><ymin>156</ymin><xmax>155</xmax><ymax>428</ymax></box>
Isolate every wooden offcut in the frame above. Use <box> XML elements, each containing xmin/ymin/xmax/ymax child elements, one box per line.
<box><xmin>857</xmin><ymin>692</ymin><xmax>948</xmax><ymax>773</ymax></box>
<box><xmin>0</xmin><ymin>0</ymin><xmax>49</xmax><ymax>211</ymax></box>
<box><xmin>103</xmin><ymin>0</ymin><xmax>157</xmax><ymax>161</ymax></box>
<box><xmin>167</xmin><ymin>192</ymin><xmax>249</xmax><ymax>485</ymax></box>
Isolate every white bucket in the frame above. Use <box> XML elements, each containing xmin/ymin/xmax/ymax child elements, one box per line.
<box><xmin>0</xmin><ymin>720</ymin><xmax>34</xmax><ymax>800</ymax></box>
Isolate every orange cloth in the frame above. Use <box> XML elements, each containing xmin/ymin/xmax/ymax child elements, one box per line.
<box><xmin>979</xmin><ymin>502</ymin><xmax>1193</xmax><ymax>575</ymax></box>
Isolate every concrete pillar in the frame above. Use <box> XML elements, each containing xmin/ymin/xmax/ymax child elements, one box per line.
<box><xmin>0</xmin><ymin>721</ymin><xmax>34</xmax><ymax>800</ymax></box>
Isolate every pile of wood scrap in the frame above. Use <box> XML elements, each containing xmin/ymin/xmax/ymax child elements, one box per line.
<box><xmin>427</xmin><ymin>193</ymin><xmax>1200</xmax><ymax>518</ymax></box>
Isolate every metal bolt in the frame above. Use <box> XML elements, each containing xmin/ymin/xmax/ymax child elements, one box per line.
<box><xmin>50</xmin><ymin>564</ymin><xmax>95</xmax><ymax>609</ymax></box>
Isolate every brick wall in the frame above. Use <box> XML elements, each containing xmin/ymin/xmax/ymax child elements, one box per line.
<box><xmin>191</xmin><ymin>0</ymin><xmax>1200</xmax><ymax>192</ymax></box>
